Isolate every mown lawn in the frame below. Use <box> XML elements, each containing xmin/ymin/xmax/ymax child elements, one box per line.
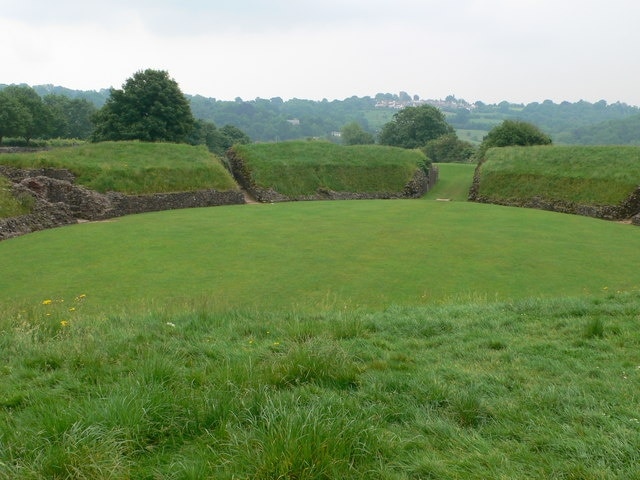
<box><xmin>423</xmin><ymin>162</ymin><xmax>476</xmax><ymax>201</ymax></box>
<box><xmin>1</xmin><ymin>200</ymin><xmax>638</xmax><ymax>314</ymax></box>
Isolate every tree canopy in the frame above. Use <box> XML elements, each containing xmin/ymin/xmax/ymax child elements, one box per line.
<box><xmin>92</xmin><ymin>69</ymin><xmax>195</xmax><ymax>143</ymax></box>
<box><xmin>378</xmin><ymin>104</ymin><xmax>454</xmax><ymax>149</ymax></box>
<box><xmin>0</xmin><ymin>90</ymin><xmax>30</xmax><ymax>144</ymax></box>
<box><xmin>0</xmin><ymin>85</ymin><xmax>51</xmax><ymax>144</ymax></box>
<box><xmin>422</xmin><ymin>133</ymin><xmax>475</xmax><ymax>163</ymax></box>
<box><xmin>477</xmin><ymin>120</ymin><xmax>552</xmax><ymax>159</ymax></box>
<box><xmin>43</xmin><ymin>94</ymin><xmax>96</xmax><ymax>140</ymax></box>
<box><xmin>341</xmin><ymin>122</ymin><xmax>375</xmax><ymax>145</ymax></box>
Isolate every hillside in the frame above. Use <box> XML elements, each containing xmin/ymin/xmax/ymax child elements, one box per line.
<box><xmin>228</xmin><ymin>141</ymin><xmax>433</xmax><ymax>201</ymax></box>
<box><xmin>5</xmin><ymin>84</ymin><xmax>639</xmax><ymax>145</ymax></box>
<box><xmin>469</xmin><ymin>145</ymin><xmax>640</xmax><ymax>221</ymax></box>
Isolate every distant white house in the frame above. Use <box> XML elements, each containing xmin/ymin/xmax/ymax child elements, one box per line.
<box><xmin>287</xmin><ymin>118</ymin><xmax>300</xmax><ymax>126</ymax></box>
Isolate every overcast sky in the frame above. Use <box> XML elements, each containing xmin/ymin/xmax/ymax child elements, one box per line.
<box><xmin>2</xmin><ymin>0</ymin><xmax>639</xmax><ymax>105</ymax></box>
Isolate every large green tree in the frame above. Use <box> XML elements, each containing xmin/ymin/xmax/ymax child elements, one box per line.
<box><xmin>0</xmin><ymin>90</ymin><xmax>30</xmax><ymax>144</ymax></box>
<box><xmin>189</xmin><ymin>120</ymin><xmax>251</xmax><ymax>156</ymax></box>
<box><xmin>341</xmin><ymin>121</ymin><xmax>375</xmax><ymax>145</ymax></box>
<box><xmin>378</xmin><ymin>104</ymin><xmax>453</xmax><ymax>149</ymax></box>
<box><xmin>422</xmin><ymin>133</ymin><xmax>475</xmax><ymax>163</ymax></box>
<box><xmin>92</xmin><ymin>69</ymin><xmax>195</xmax><ymax>143</ymax></box>
<box><xmin>477</xmin><ymin>120</ymin><xmax>552</xmax><ymax>159</ymax></box>
<box><xmin>1</xmin><ymin>85</ymin><xmax>51</xmax><ymax>143</ymax></box>
<box><xmin>43</xmin><ymin>94</ymin><xmax>96</xmax><ymax>140</ymax></box>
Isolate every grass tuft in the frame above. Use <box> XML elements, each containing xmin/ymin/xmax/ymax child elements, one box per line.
<box><xmin>1</xmin><ymin>293</ymin><xmax>640</xmax><ymax>478</ymax></box>
<box><xmin>0</xmin><ymin>176</ymin><xmax>34</xmax><ymax>218</ymax></box>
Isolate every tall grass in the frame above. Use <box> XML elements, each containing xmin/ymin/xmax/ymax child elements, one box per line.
<box><xmin>231</xmin><ymin>141</ymin><xmax>427</xmax><ymax>196</ymax></box>
<box><xmin>1</xmin><ymin>293</ymin><xmax>639</xmax><ymax>478</ymax></box>
<box><xmin>477</xmin><ymin>145</ymin><xmax>640</xmax><ymax>204</ymax></box>
<box><xmin>0</xmin><ymin>141</ymin><xmax>238</xmax><ymax>194</ymax></box>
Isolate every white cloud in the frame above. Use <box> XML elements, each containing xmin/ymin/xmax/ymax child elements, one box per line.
<box><xmin>2</xmin><ymin>0</ymin><xmax>640</xmax><ymax>105</ymax></box>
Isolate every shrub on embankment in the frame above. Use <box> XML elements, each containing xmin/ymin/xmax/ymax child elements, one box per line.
<box><xmin>469</xmin><ymin>145</ymin><xmax>640</xmax><ymax>220</ymax></box>
<box><xmin>228</xmin><ymin>140</ymin><xmax>434</xmax><ymax>201</ymax></box>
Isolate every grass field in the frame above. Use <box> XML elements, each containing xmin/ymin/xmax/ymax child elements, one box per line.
<box><xmin>230</xmin><ymin>141</ymin><xmax>428</xmax><ymax>196</ymax></box>
<box><xmin>0</xmin><ymin>141</ymin><xmax>238</xmax><ymax>194</ymax></box>
<box><xmin>2</xmin><ymin>155</ymin><xmax>640</xmax><ymax>478</ymax></box>
<box><xmin>476</xmin><ymin>145</ymin><xmax>640</xmax><ymax>205</ymax></box>
<box><xmin>456</xmin><ymin>128</ymin><xmax>487</xmax><ymax>145</ymax></box>
<box><xmin>1</xmin><ymin>199</ymin><xmax>639</xmax><ymax>314</ymax></box>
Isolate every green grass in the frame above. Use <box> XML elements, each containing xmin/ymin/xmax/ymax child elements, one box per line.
<box><xmin>0</xmin><ymin>141</ymin><xmax>238</xmax><ymax>194</ymax></box>
<box><xmin>0</xmin><ymin>176</ymin><xmax>33</xmax><ymax>218</ymax></box>
<box><xmin>477</xmin><ymin>145</ymin><xmax>640</xmax><ymax>205</ymax></box>
<box><xmin>1</xmin><ymin>292</ymin><xmax>639</xmax><ymax>478</ymax></box>
<box><xmin>1</xmin><ymin>200</ymin><xmax>639</xmax><ymax>314</ymax></box>
<box><xmin>230</xmin><ymin>141</ymin><xmax>428</xmax><ymax>196</ymax></box>
<box><xmin>423</xmin><ymin>162</ymin><xmax>476</xmax><ymax>201</ymax></box>
<box><xmin>2</xmin><ymin>160</ymin><xmax>640</xmax><ymax>478</ymax></box>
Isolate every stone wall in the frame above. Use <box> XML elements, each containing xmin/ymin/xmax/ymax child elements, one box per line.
<box><xmin>0</xmin><ymin>166</ymin><xmax>244</xmax><ymax>241</ymax></box>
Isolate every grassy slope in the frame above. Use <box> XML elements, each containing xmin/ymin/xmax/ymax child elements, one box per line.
<box><xmin>1</xmin><ymin>200</ymin><xmax>638</xmax><ymax>314</ymax></box>
<box><xmin>231</xmin><ymin>141</ymin><xmax>427</xmax><ymax>196</ymax></box>
<box><xmin>0</xmin><ymin>141</ymin><xmax>238</xmax><ymax>194</ymax></box>
<box><xmin>477</xmin><ymin>145</ymin><xmax>640</xmax><ymax>204</ymax></box>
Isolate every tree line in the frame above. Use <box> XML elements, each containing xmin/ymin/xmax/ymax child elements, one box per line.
<box><xmin>0</xmin><ymin>71</ymin><xmax>250</xmax><ymax>155</ymax></box>
<box><xmin>2</xmin><ymin>71</ymin><xmax>639</xmax><ymax>152</ymax></box>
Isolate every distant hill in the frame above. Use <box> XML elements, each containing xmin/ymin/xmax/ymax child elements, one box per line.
<box><xmin>568</xmin><ymin>114</ymin><xmax>640</xmax><ymax>145</ymax></box>
<box><xmin>2</xmin><ymin>84</ymin><xmax>639</xmax><ymax>144</ymax></box>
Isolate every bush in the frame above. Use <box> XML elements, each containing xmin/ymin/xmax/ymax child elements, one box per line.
<box><xmin>477</xmin><ymin>120</ymin><xmax>552</xmax><ymax>159</ymax></box>
<box><xmin>423</xmin><ymin>133</ymin><xmax>476</xmax><ymax>163</ymax></box>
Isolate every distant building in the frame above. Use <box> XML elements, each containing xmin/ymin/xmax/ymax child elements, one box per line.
<box><xmin>287</xmin><ymin>118</ymin><xmax>300</xmax><ymax>126</ymax></box>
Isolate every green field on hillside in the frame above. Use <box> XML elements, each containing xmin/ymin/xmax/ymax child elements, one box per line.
<box><xmin>476</xmin><ymin>145</ymin><xmax>640</xmax><ymax>205</ymax></box>
<box><xmin>229</xmin><ymin>141</ymin><xmax>428</xmax><ymax>196</ymax></box>
<box><xmin>0</xmin><ymin>141</ymin><xmax>238</xmax><ymax>194</ymax></box>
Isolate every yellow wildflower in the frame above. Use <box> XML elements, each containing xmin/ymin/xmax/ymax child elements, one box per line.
<box><xmin>60</xmin><ymin>320</ymin><xmax>69</xmax><ymax>327</ymax></box>
<box><xmin>42</xmin><ymin>299</ymin><xmax>52</xmax><ymax>305</ymax></box>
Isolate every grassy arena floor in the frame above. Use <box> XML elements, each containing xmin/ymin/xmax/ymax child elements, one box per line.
<box><xmin>1</xmin><ymin>198</ymin><xmax>638</xmax><ymax>314</ymax></box>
